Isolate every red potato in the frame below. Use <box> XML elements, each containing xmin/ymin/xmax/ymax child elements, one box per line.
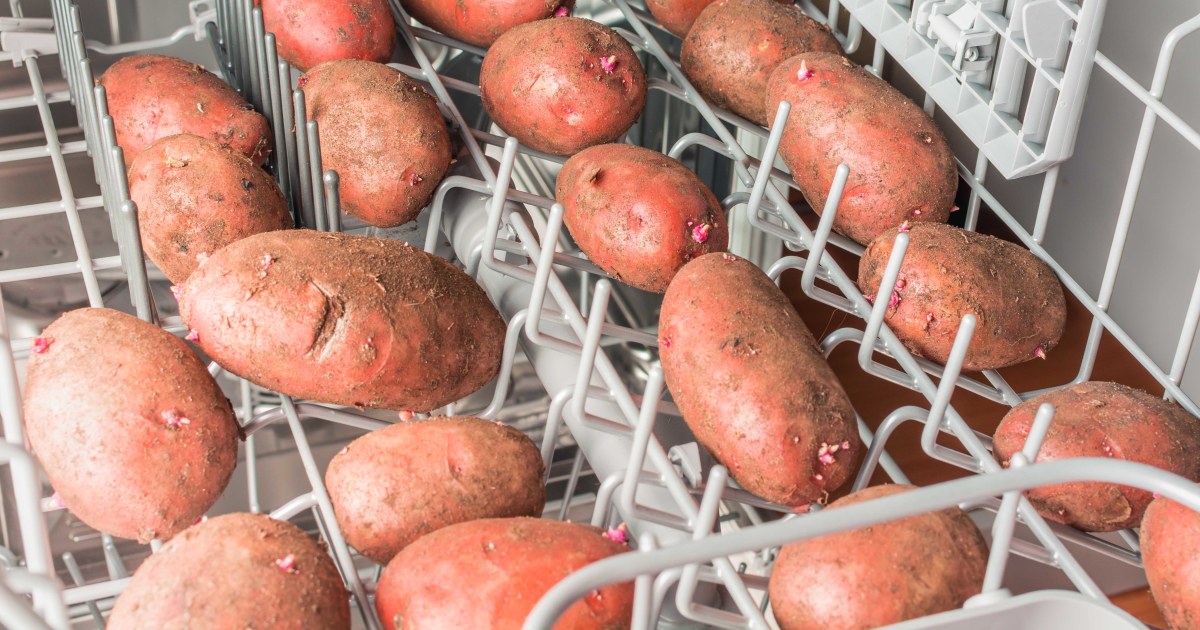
<box><xmin>301</xmin><ymin>60</ymin><xmax>452</xmax><ymax>227</ymax></box>
<box><xmin>857</xmin><ymin>223</ymin><xmax>1067</xmax><ymax>371</ymax></box>
<box><xmin>766</xmin><ymin>52</ymin><xmax>957</xmax><ymax>244</ymax></box>
<box><xmin>376</xmin><ymin>517</ymin><xmax>633</xmax><ymax>629</ymax></box>
<box><xmin>647</xmin><ymin>0</ymin><xmax>793</xmax><ymax>38</ymax></box>
<box><xmin>682</xmin><ymin>0</ymin><xmax>842</xmax><ymax>125</ymax></box>
<box><xmin>1142</xmin><ymin>496</ymin><xmax>1200</xmax><ymax>630</ymax></box>
<box><xmin>769</xmin><ymin>484</ymin><xmax>989</xmax><ymax>629</ymax></box>
<box><xmin>108</xmin><ymin>513</ymin><xmax>350</xmax><ymax>629</ymax></box>
<box><xmin>400</xmin><ymin>0</ymin><xmax>574</xmax><ymax>48</ymax></box>
<box><xmin>128</xmin><ymin>134</ymin><xmax>292</xmax><ymax>284</ymax></box>
<box><xmin>22</xmin><ymin>308</ymin><xmax>239</xmax><ymax>543</ymax></box>
<box><xmin>260</xmin><ymin>0</ymin><xmax>396</xmax><ymax>71</ymax></box>
<box><xmin>480</xmin><ymin>17</ymin><xmax>647</xmax><ymax>156</ymax></box>
<box><xmin>993</xmin><ymin>382</ymin><xmax>1200</xmax><ymax>532</ymax></box>
<box><xmin>178</xmin><ymin>230</ymin><xmax>505</xmax><ymax>411</ymax></box>
<box><xmin>659</xmin><ymin>253</ymin><xmax>859</xmax><ymax>507</ymax></box>
<box><xmin>555</xmin><ymin>144</ymin><xmax>728</xmax><ymax>292</ymax></box>
<box><xmin>326</xmin><ymin>416</ymin><xmax>546</xmax><ymax>565</ymax></box>
<box><xmin>99</xmin><ymin>54</ymin><xmax>271</xmax><ymax>166</ymax></box>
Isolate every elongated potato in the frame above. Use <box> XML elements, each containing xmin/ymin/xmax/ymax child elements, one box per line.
<box><xmin>99</xmin><ymin>54</ymin><xmax>271</xmax><ymax>166</ymax></box>
<box><xmin>1142</xmin><ymin>497</ymin><xmax>1200</xmax><ymax>630</ymax></box>
<box><xmin>994</xmin><ymin>382</ymin><xmax>1200</xmax><ymax>532</ymax></box>
<box><xmin>178</xmin><ymin>230</ymin><xmax>505</xmax><ymax>411</ymax></box>
<box><xmin>400</xmin><ymin>0</ymin><xmax>573</xmax><ymax>48</ymax></box>
<box><xmin>301</xmin><ymin>60</ymin><xmax>452</xmax><ymax>227</ymax></box>
<box><xmin>22</xmin><ymin>308</ymin><xmax>239</xmax><ymax>543</ymax></box>
<box><xmin>376</xmin><ymin>517</ymin><xmax>633</xmax><ymax>629</ymax></box>
<box><xmin>770</xmin><ymin>485</ymin><xmax>989</xmax><ymax>629</ymax></box>
<box><xmin>326</xmin><ymin>416</ymin><xmax>546</xmax><ymax>565</ymax></box>
<box><xmin>556</xmin><ymin>144</ymin><xmax>728</xmax><ymax>292</ymax></box>
<box><xmin>857</xmin><ymin>223</ymin><xmax>1067</xmax><ymax>371</ymax></box>
<box><xmin>659</xmin><ymin>253</ymin><xmax>859</xmax><ymax>506</ymax></box>
<box><xmin>480</xmin><ymin>17</ymin><xmax>647</xmax><ymax>156</ymax></box>
<box><xmin>682</xmin><ymin>0</ymin><xmax>841</xmax><ymax>125</ymax></box>
<box><xmin>261</xmin><ymin>0</ymin><xmax>396</xmax><ymax>71</ymax></box>
<box><xmin>129</xmin><ymin>134</ymin><xmax>292</xmax><ymax>284</ymax></box>
<box><xmin>108</xmin><ymin>513</ymin><xmax>350</xmax><ymax>629</ymax></box>
<box><xmin>766</xmin><ymin>52</ymin><xmax>957</xmax><ymax>244</ymax></box>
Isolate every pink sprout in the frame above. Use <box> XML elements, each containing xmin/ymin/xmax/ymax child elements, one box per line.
<box><xmin>926</xmin><ymin>312</ymin><xmax>935</xmax><ymax>323</ymax></box>
<box><xmin>912</xmin><ymin>209</ymin><xmax>923</xmax><ymax>216</ymax></box>
<box><xmin>185</xmin><ymin>329</ymin><xmax>201</xmax><ymax>343</ymax></box>
<box><xmin>1154</xmin><ymin>492</ymin><xmax>1162</xmax><ymax>499</ymax></box>
<box><xmin>692</xmin><ymin>223</ymin><xmax>711</xmax><ymax>244</ymax></box>
<box><xmin>409</xmin><ymin>173</ymin><xmax>423</xmax><ymax>186</ymax></box>
<box><xmin>194</xmin><ymin>515</ymin><xmax>208</xmax><ymax>525</ymax></box>
<box><xmin>161</xmin><ymin>409</ymin><xmax>191</xmax><ymax>429</ymax></box>
<box><xmin>297</xmin><ymin>75</ymin><xmax>309</xmax><ymax>88</ymax></box>
<box><xmin>797</xmin><ymin>60</ymin><xmax>813</xmax><ymax>81</ymax></box>
<box><xmin>45</xmin><ymin>492</ymin><xmax>66</xmax><ymax>510</ymax></box>
<box><xmin>899</xmin><ymin>221</ymin><xmax>911</xmax><ymax>233</ymax></box>
<box><xmin>603</xmin><ymin>523</ymin><xmax>629</xmax><ymax>544</ymax></box>
<box><xmin>887</xmin><ymin>290</ymin><xmax>902</xmax><ymax>310</ymax></box>
<box><xmin>864</xmin><ymin>293</ymin><xmax>876</xmax><ymax>304</ymax></box>
<box><xmin>660</xmin><ymin>336</ymin><xmax>671</xmax><ymax>348</ymax></box>
<box><xmin>951</xmin><ymin>205</ymin><xmax>961</xmax><ymax>213</ymax></box>
<box><xmin>1034</xmin><ymin>346</ymin><xmax>1047</xmax><ymax>360</ymax></box>
<box><xmin>274</xmin><ymin>554</ymin><xmax>297</xmax><ymax>574</ymax></box>
<box><xmin>812</xmin><ymin>473</ymin><xmax>824</xmax><ymax>482</ymax></box>
<box><xmin>818</xmin><ymin>452</ymin><xmax>835</xmax><ymax>465</ymax></box>
<box><xmin>599</xmin><ymin>55</ymin><xmax>618</xmax><ymax>74</ymax></box>
<box><xmin>841</xmin><ymin>440</ymin><xmax>851</xmax><ymax>450</ymax></box>
<box><xmin>260</xmin><ymin>254</ymin><xmax>274</xmax><ymax>270</ymax></box>
<box><xmin>895</xmin><ymin>274</ymin><xmax>907</xmax><ymax>290</ymax></box>
<box><xmin>791</xmin><ymin>503</ymin><xmax>811</xmax><ymax>514</ymax></box>
<box><xmin>398</xmin><ymin>410</ymin><xmax>415</xmax><ymax>422</ymax></box>
<box><xmin>554</xmin><ymin>5</ymin><xmax>570</xmax><ymax>17</ymax></box>
<box><xmin>722</xmin><ymin>253</ymin><xmax>737</xmax><ymax>262</ymax></box>
<box><xmin>170</xmin><ymin>285</ymin><xmax>183</xmax><ymax>301</ymax></box>
<box><xmin>32</xmin><ymin>336</ymin><xmax>52</xmax><ymax>354</ymax></box>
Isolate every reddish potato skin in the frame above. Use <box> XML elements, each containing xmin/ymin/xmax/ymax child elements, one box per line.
<box><xmin>400</xmin><ymin>0</ymin><xmax>574</xmax><ymax>48</ymax></box>
<box><xmin>376</xmin><ymin>518</ymin><xmax>632</xmax><ymax>629</ymax></box>
<box><xmin>648</xmin><ymin>0</ymin><xmax>790</xmax><ymax>37</ymax></box>
<box><xmin>770</xmin><ymin>485</ymin><xmax>988</xmax><ymax>629</ymax></box>
<box><xmin>682</xmin><ymin>0</ymin><xmax>841</xmax><ymax>125</ymax></box>
<box><xmin>857</xmin><ymin>223</ymin><xmax>1067</xmax><ymax>371</ymax></box>
<box><xmin>556</xmin><ymin>144</ymin><xmax>728</xmax><ymax>292</ymax></box>
<box><xmin>659</xmin><ymin>253</ymin><xmax>859</xmax><ymax>506</ymax></box>
<box><xmin>108</xmin><ymin>513</ymin><xmax>350</xmax><ymax>629</ymax></box>
<box><xmin>260</xmin><ymin>0</ymin><xmax>395</xmax><ymax>71</ymax></box>
<box><xmin>480</xmin><ymin>18</ymin><xmax>647</xmax><ymax>156</ymax></box>
<box><xmin>99</xmin><ymin>54</ymin><xmax>271</xmax><ymax>166</ymax></box>
<box><xmin>326</xmin><ymin>416</ymin><xmax>546</xmax><ymax>565</ymax></box>
<box><xmin>993</xmin><ymin>382</ymin><xmax>1200</xmax><ymax>532</ymax></box>
<box><xmin>128</xmin><ymin>134</ymin><xmax>292</xmax><ymax>284</ymax></box>
<box><xmin>766</xmin><ymin>53</ymin><xmax>956</xmax><ymax>244</ymax></box>
<box><xmin>178</xmin><ymin>230</ymin><xmax>505</xmax><ymax>411</ymax></box>
<box><xmin>22</xmin><ymin>308</ymin><xmax>238</xmax><ymax>543</ymax></box>
<box><xmin>1142</xmin><ymin>497</ymin><xmax>1200</xmax><ymax>630</ymax></box>
<box><xmin>301</xmin><ymin>60</ymin><xmax>452</xmax><ymax>227</ymax></box>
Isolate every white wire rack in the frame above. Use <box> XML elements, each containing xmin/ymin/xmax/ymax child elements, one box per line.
<box><xmin>1</xmin><ymin>0</ymin><xmax>1200</xmax><ymax>628</ymax></box>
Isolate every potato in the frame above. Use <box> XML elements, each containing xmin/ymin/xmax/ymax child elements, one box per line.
<box><xmin>993</xmin><ymin>382</ymin><xmax>1200</xmax><ymax>532</ymax></box>
<box><xmin>326</xmin><ymin>416</ymin><xmax>546</xmax><ymax>565</ymax></box>
<box><xmin>300</xmin><ymin>60</ymin><xmax>453</xmax><ymax>228</ymax></box>
<box><xmin>480</xmin><ymin>17</ymin><xmax>647</xmax><ymax>156</ymax></box>
<box><xmin>682</xmin><ymin>0</ymin><xmax>841</xmax><ymax>125</ymax></box>
<box><xmin>648</xmin><ymin>0</ymin><xmax>784</xmax><ymax>37</ymax></box>
<box><xmin>555</xmin><ymin>144</ymin><xmax>728</xmax><ymax>292</ymax></box>
<box><xmin>108</xmin><ymin>513</ymin><xmax>350</xmax><ymax>629</ymax></box>
<box><xmin>128</xmin><ymin>134</ymin><xmax>292</xmax><ymax>285</ymax></box>
<box><xmin>261</xmin><ymin>0</ymin><xmax>396</xmax><ymax>71</ymax></box>
<box><xmin>99</xmin><ymin>54</ymin><xmax>271</xmax><ymax>166</ymax></box>
<box><xmin>769</xmin><ymin>484</ymin><xmax>988</xmax><ymax>629</ymax></box>
<box><xmin>400</xmin><ymin>0</ymin><xmax>573</xmax><ymax>48</ymax></box>
<box><xmin>376</xmin><ymin>517</ymin><xmax>633</xmax><ymax>629</ymax></box>
<box><xmin>857</xmin><ymin>223</ymin><xmax>1067</xmax><ymax>371</ymax></box>
<box><xmin>1142</xmin><ymin>496</ymin><xmax>1200</xmax><ymax>630</ymax></box>
<box><xmin>659</xmin><ymin>253</ymin><xmax>859</xmax><ymax>506</ymax></box>
<box><xmin>21</xmin><ymin>308</ymin><xmax>239</xmax><ymax>543</ymax></box>
<box><xmin>765</xmin><ymin>52</ymin><xmax>957</xmax><ymax>244</ymax></box>
<box><xmin>178</xmin><ymin>229</ymin><xmax>505</xmax><ymax>411</ymax></box>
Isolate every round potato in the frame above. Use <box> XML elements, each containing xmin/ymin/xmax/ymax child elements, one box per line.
<box><xmin>994</xmin><ymin>382</ymin><xmax>1200</xmax><ymax>532</ymax></box>
<box><xmin>769</xmin><ymin>484</ymin><xmax>989</xmax><ymax>629</ymax></box>
<box><xmin>480</xmin><ymin>17</ymin><xmax>647</xmax><ymax>156</ymax></box>
<box><xmin>178</xmin><ymin>230</ymin><xmax>506</xmax><ymax>411</ymax></box>
<box><xmin>129</xmin><ymin>134</ymin><xmax>292</xmax><ymax>285</ymax></box>
<box><xmin>1142</xmin><ymin>496</ymin><xmax>1200</xmax><ymax>630</ymax></box>
<box><xmin>681</xmin><ymin>0</ymin><xmax>841</xmax><ymax>125</ymax></box>
<box><xmin>301</xmin><ymin>60</ymin><xmax>452</xmax><ymax>228</ymax></box>
<box><xmin>326</xmin><ymin>416</ymin><xmax>546</xmax><ymax>565</ymax></box>
<box><xmin>22</xmin><ymin>308</ymin><xmax>239</xmax><ymax>543</ymax></box>
<box><xmin>108</xmin><ymin>513</ymin><xmax>350</xmax><ymax>629</ymax></box>
<box><xmin>766</xmin><ymin>52</ymin><xmax>956</xmax><ymax>244</ymax></box>
<box><xmin>99</xmin><ymin>54</ymin><xmax>271</xmax><ymax>166</ymax></box>
<box><xmin>659</xmin><ymin>253</ymin><xmax>859</xmax><ymax>506</ymax></box>
<box><xmin>261</xmin><ymin>0</ymin><xmax>396</xmax><ymax>71</ymax></box>
<box><xmin>857</xmin><ymin>223</ymin><xmax>1067</xmax><ymax>371</ymax></box>
<box><xmin>400</xmin><ymin>0</ymin><xmax>573</xmax><ymax>48</ymax></box>
<box><xmin>556</xmin><ymin>144</ymin><xmax>728</xmax><ymax>292</ymax></box>
<box><xmin>376</xmin><ymin>517</ymin><xmax>633</xmax><ymax>629</ymax></box>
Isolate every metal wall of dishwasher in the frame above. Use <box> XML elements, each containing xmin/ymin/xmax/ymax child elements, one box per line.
<box><xmin>1</xmin><ymin>0</ymin><xmax>1199</xmax><ymax>628</ymax></box>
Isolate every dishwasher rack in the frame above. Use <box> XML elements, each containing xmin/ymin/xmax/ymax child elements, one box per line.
<box><xmin>2</xmin><ymin>0</ymin><xmax>1200</xmax><ymax>628</ymax></box>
